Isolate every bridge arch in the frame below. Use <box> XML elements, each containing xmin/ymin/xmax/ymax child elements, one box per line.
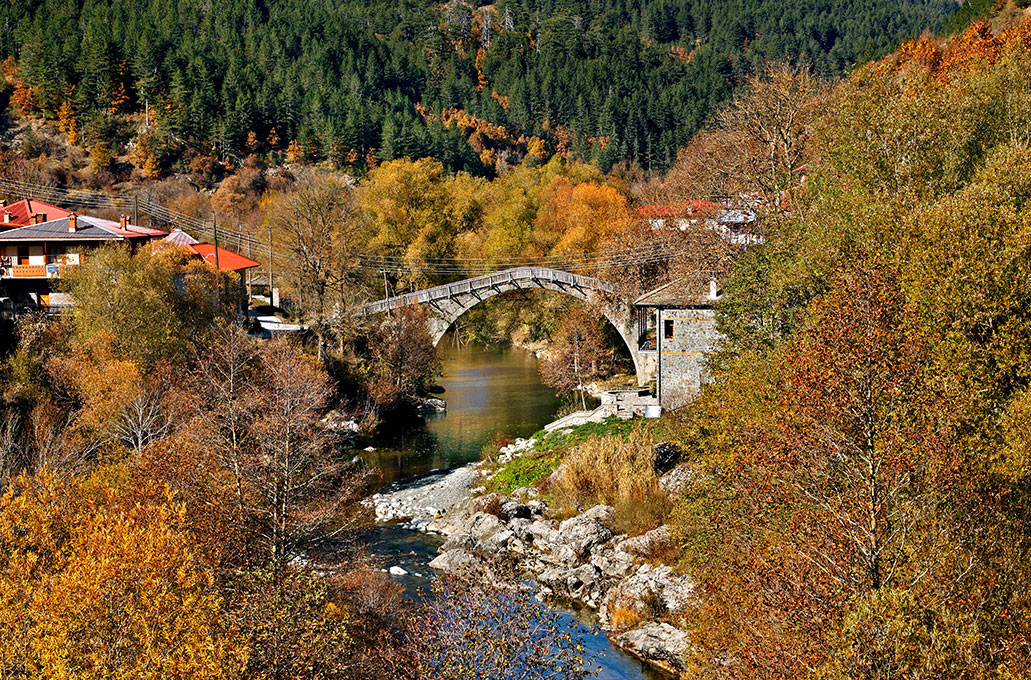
<box><xmin>363</xmin><ymin>267</ymin><xmax>647</xmax><ymax>384</ymax></box>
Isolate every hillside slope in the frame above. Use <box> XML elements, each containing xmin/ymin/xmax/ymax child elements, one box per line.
<box><xmin>0</xmin><ymin>0</ymin><xmax>955</xmax><ymax>175</ymax></box>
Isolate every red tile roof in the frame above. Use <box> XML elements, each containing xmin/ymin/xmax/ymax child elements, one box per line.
<box><xmin>188</xmin><ymin>242</ymin><xmax>261</xmax><ymax>271</ymax></box>
<box><xmin>0</xmin><ymin>199</ymin><xmax>73</xmax><ymax>228</ymax></box>
<box><xmin>636</xmin><ymin>201</ymin><xmax>724</xmax><ymax>219</ymax></box>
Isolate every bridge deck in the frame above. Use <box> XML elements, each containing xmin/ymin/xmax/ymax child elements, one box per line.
<box><xmin>363</xmin><ymin>266</ymin><xmax>615</xmax><ymax>315</ymax></box>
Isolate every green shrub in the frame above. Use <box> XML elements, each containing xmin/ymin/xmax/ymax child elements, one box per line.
<box><xmin>530</xmin><ymin>416</ymin><xmax>638</xmax><ymax>453</ymax></box>
<box><xmin>487</xmin><ymin>454</ymin><xmax>562</xmax><ymax>495</ymax></box>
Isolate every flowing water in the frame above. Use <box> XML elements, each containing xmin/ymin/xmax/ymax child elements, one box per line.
<box><xmin>363</xmin><ymin>335</ymin><xmax>672</xmax><ymax>680</ymax></box>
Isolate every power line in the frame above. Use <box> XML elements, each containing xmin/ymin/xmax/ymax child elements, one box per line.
<box><xmin>0</xmin><ymin>176</ymin><xmax>712</xmax><ymax>276</ymax></box>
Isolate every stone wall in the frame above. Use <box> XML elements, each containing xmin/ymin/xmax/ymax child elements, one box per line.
<box><xmin>658</xmin><ymin>307</ymin><xmax>717</xmax><ymax>408</ymax></box>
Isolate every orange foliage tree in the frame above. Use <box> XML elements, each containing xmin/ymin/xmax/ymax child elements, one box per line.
<box><xmin>678</xmin><ymin>265</ymin><xmax>968</xmax><ymax>678</ymax></box>
<box><xmin>0</xmin><ymin>467</ymin><xmax>242</xmax><ymax>679</ymax></box>
<box><xmin>534</xmin><ymin>177</ymin><xmax>634</xmax><ymax>254</ymax></box>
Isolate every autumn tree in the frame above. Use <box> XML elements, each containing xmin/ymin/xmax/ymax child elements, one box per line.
<box><xmin>89</xmin><ymin>141</ymin><xmax>115</xmax><ymax>174</ymax></box>
<box><xmin>647</xmin><ymin>61</ymin><xmax>824</xmax><ymax>211</ymax></box>
<box><xmin>356</xmin><ymin>158</ymin><xmax>485</xmax><ymax>287</ymax></box>
<box><xmin>539</xmin><ymin>305</ymin><xmax>617</xmax><ymax>409</ymax></box>
<box><xmin>266</xmin><ymin>174</ymin><xmax>370</xmax><ymax>359</ymax></box>
<box><xmin>226</xmin><ymin>566</ymin><xmax>355</xmax><ymax>680</ymax></box>
<box><xmin>676</xmin><ymin>264</ymin><xmax>971</xmax><ymax>677</ymax></box>
<box><xmin>534</xmin><ymin>177</ymin><xmax>635</xmax><ymax>255</ymax></box>
<box><xmin>364</xmin><ymin>304</ymin><xmax>440</xmax><ymax>408</ymax></box>
<box><xmin>0</xmin><ymin>467</ymin><xmax>242</xmax><ymax>679</ymax></box>
<box><xmin>61</xmin><ymin>243</ymin><xmax>237</xmax><ymax>368</ymax></box>
<box><xmin>212</xmin><ymin>167</ymin><xmax>266</xmax><ymax>222</ymax></box>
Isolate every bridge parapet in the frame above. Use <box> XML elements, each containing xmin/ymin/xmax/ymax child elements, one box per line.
<box><xmin>362</xmin><ymin>267</ymin><xmax>615</xmax><ymax>315</ymax></box>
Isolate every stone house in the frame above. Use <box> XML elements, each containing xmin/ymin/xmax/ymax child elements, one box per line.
<box><xmin>633</xmin><ymin>278</ymin><xmax>720</xmax><ymax>409</ymax></box>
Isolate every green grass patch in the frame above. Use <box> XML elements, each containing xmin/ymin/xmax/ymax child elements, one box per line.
<box><xmin>530</xmin><ymin>416</ymin><xmax>639</xmax><ymax>453</ymax></box>
<box><xmin>487</xmin><ymin>454</ymin><xmax>562</xmax><ymax>495</ymax></box>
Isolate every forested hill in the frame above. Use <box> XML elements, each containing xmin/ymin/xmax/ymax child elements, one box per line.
<box><xmin>0</xmin><ymin>0</ymin><xmax>956</xmax><ymax>175</ymax></box>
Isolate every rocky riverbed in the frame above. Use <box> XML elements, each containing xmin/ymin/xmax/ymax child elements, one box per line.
<box><xmin>363</xmin><ymin>436</ymin><xmax>699</xmax><ymax>677</ymax></box>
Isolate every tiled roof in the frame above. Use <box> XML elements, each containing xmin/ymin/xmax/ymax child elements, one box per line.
<box><xmin>637</xmin><ymin>201</ymin><xmax>724</xmax><ymax>219</ymax></box>
<box><xmin>0</xmin><ymin>199</ymin><xmax>73</xmax><ymax>228</ymax></box>
<box><xmin>188</xmin><ymin>242</ymin><xmax>261</xmax><ymax>271</ymax></box>
<box><xmin>165</xmin><ymin>229</ymin><xmax>200</xmax><ymax>246</ymax></box>
<box><xmin>0</xmin><ymin>215</ymin><xmax>168</xmax><ymax>241</ymax></box>
<box><xmin>633</xmin><ymin>277</ymin><xmax>720</xmax><ymax>307</ymax></box>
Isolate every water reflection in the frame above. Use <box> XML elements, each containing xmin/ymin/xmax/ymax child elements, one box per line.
<box><xmin>368</xmin><ymin>335</ymin><xmax>562</xmax><ymax>484</ymax></box>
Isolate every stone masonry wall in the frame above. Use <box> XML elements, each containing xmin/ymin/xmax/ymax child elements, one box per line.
<box><xmin>658</xmin><ymin>307</ymin><xmax>717</xmax><ymax>408</ymax></box>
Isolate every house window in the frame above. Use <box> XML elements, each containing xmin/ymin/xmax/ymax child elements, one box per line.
<box><xmin>17</xmin><ymin>246</ymin><xmax>29</xmax><ymax>265</ymax></box>
<box><xmin>663</xmin><ymin>319</ymin><xmax>674</xmax><ymax>340</ymax></box>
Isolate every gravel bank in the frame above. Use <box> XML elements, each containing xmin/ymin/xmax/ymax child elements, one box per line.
<box><xmin>363</xmin><ymin>464</ymin><xmax>485</xmax><ymax>530</ymax></box>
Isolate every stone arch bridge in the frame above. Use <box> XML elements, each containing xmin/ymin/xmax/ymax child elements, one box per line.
<box><xmin>362</xmin><ymin>267</ymin><xmax>648</xmax><ymax>384</ymax></box>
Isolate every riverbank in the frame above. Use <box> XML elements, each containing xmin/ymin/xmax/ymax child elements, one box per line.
<box><xmin>362</xmin><ymin>429</ymin><xmax>696</xmax><ymax>677</ymax></box>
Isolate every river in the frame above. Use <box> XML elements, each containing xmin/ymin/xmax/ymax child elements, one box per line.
<box><xmin>362</xmin><ymin>336</ymin><xmax>671</xmax><ymax>680</ymax></box>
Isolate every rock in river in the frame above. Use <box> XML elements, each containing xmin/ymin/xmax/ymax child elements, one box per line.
<box><xmin>428</xmin><ymin>548</ymin><xmax>479</xmax><ymax>574</ymax></box>
<box><xmin>614</xmin><ymin>623</ymin><xmax>692</xmax><ymax>674</ymax></box>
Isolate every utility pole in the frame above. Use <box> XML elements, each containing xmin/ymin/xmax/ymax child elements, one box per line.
<box><xmin>212</xmin><ymin>213</ymin><xmax>221</xmax><ymax>308</ymax></box>
<box><xmin>133</xmin><ymin>196</ymin><xmax>138</xmax><ymax>226</ymax></box>
<box><xmin>246</xmin><ymin>239</ymin><xmax>253</xmax><ymax>302</ymax></box>
<box><xmin>268</xmin><ymin>224</ymin><xmax>275</xmax><ymax>307</ymax></box>
<box><xmin>212</xmin><ymin>213</ymin><xmax>220</xmax><ymax>270</ymax></box>
<box><xmin>382</xmin><ymin>269</ymin><xmax>390</xmax><ymax>317</ymax></box>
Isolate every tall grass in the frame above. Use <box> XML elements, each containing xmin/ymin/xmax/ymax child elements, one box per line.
<box><xmin>549</xmin><ymin>428</ymin><xmax>668</xmax><ymax>535</ymax></box>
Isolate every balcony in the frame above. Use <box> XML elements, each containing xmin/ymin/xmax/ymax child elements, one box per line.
<box><xmin>10</xmin><ymin>264</ymin><xmax>46</xmax><ymax>278</ymax></box>
<box><xmin>1</xmin><ymin>255</ymin><xmax>81</xmax><ymax>279</ymax></box>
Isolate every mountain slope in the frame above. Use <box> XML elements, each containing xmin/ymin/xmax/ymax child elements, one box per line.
<box><xmin>0</xmin><ymin>0</ymin><xmax>956</xmax><ymax>174</ymax></box>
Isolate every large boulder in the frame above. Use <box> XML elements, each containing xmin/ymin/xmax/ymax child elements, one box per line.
<box><xmin>466</xmin><ymin>511</ymin><xmax>503</xmax><ymax>540</ymax></box>
<box><xmin>615</xmin><ymin>525</ymin><xmax>672</xmax><ymax>559</ymax></box>
<box><xmin>589</xmin><ymin>545</ymin><xmax>638</xmax><ymax>579</ymax></box>
<box><xmin>440</xmin><ymin>532</ymin><xmax>481</xmax><ymax>553</ymax></box>
<box><xmin>557</xmin><ymin>511</ymin><xmax>614</xmax><ymax>558</ymax></box>
<box><xmin>414</xmin><ymin>397</ymin><xmax>447</xmax><ymax>414</ymax></box>
<box><xmin>580</xmin><ymin>504</ymin><xmax>616</xmax><ymax>526</ymax></box>
<box><xmin>614</xmin><ymin>623</ymin><xmax>692</xmax><ymax>674</ymax></box>
<box><xmin>600</xmin><ymin>564</ymin><xmax>697</xmax><ymax>629</ymax></box>
<box><xmin>428</xmin><ymin>548</ymin><xmax>479</xmax><ymax>575</ymax></box>
<box><xmin>652</xmin><ymin>442</ymin><xmax>682</xmax><ymax>474</ymax></box>
<box><xmin>500</xmin><ymin>499</ymin><xmax>532</xmax><ymax>520</ymax></box>
<box><xmin>537</xmin><ymin>563</ymin><xmax>610</xmax><ymax>608</ymax></box>
<box><xmin>508</xmin><ymin>517</ymin><xmax>535</xmax><ymax>542</ymax></box>
<box><xmin>659</xmin><ymin>464</ymin><xmax>694</xmax><ymax>496</ymax></box>
<box><xmin>526</xmin><ymin>519</ymin><xmax>559</xmax><ymax>544</ymax></box>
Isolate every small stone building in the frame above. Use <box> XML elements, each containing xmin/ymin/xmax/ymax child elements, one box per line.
<box><xmin>633</xmin><ymin>278</ymin><xmax>720</xmax><ymax>409</ymax></box>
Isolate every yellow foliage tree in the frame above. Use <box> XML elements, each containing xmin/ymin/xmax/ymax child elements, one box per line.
<box><xmin>0</xmin><ymin>467</ymin><xmax>243</xmax><ymax>680</ymax></box>
<box><xmin>142</xmin><ymin>153</ymin><xmax>161</xmax><ymax>179</ymax></box>
<box><xmin>0</xmin><ymin>56</ymin><xmax>17</xmax><ymax>85</ymax></box>
<box><xmin>49</xmin><ymin>332</ymin><xmax>143</xmax><ymax>441</ymax></box>
<box><xmin>89</xmin><ymin>142</ymin><xmax>114</xmax><ymax>174</ymax></box>
<box><xmin>109</xmin><ymin>82</ymin><xmax>129</xmax><ymax>114</ymax></box>
<box><xmin>57</xmin><ymin>94</ymin><xmax>77</xmax><ymax>146</ymax></box>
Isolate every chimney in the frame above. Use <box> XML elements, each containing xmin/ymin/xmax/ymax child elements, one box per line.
<box><xmin>0</xmin><ymin>200</ymin><xmax>6</xmax><ymax>207</ymax></box>
<box><xmin>119</xmin><ymin>215</ymin><xmax>128</xmax><ymax>230</ymax></box>
<box><xmin>31</xmin><ymin>213</ymin><xmax>44</xmax><ymax>225</ymax></box>
<box><xmin>67</xmin><ymin>214</ymin><xmax>77</xmax><ymax>232</ymax></box>
<box><xmin>708</xmin><ymin>279</ymin><xmax>718</xmax><ymax>301</ymax></box>
<box><xmin>2</xmin><ymin>212</ymin><xmax>9</xmax><ymax>224</ymax></box>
